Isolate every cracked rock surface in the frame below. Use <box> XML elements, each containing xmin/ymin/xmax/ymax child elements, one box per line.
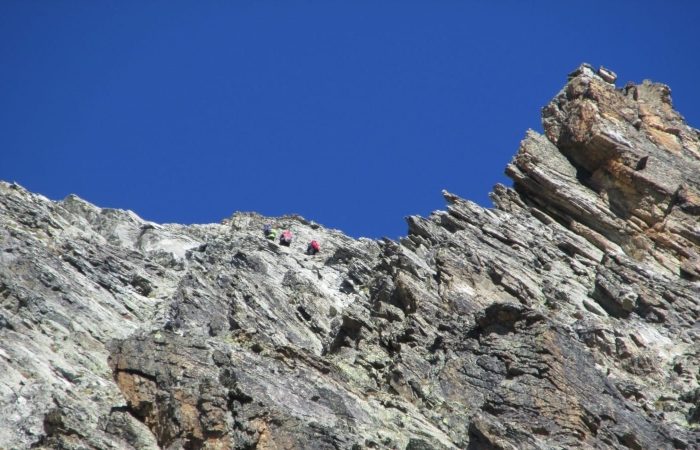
<box><xmin>1</xmin><ymin>64</ymin><xmax>698</xmax><ymax>449</ymax></box>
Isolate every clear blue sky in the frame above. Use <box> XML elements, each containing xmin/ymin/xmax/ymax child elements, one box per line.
<box><xmin>2</xmin><ymin>1</ymin><xmax>699</xmax><ymax>238</ymax></box>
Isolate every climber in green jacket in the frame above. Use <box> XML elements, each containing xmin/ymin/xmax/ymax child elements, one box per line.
<box><xmin>263</xmin><ymin>224</ymin><xmax>279</xmax><ymax>240</ymax></box>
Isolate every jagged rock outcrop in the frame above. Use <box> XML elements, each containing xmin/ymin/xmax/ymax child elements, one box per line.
<box><xmin>1</xmin><ymin>64</ymin><xmax>698</xmax><ymax>449</ymax></box>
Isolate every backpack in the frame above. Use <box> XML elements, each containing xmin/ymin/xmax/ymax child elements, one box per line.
<box><xmin>310</xmin><ymin>240</ymin><xmax>320</xmax><ymax>251</ymax></box>
<box><xmin>280</xmin><ymin>230</ymin><xmax>293</xmax><ymax>243</ymax></box>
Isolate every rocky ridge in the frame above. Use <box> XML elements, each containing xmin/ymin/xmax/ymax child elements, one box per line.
<box><xmin>0</xmin><ymin>64</ymin><xmax>698</xmax><ymax>449</ymax></box>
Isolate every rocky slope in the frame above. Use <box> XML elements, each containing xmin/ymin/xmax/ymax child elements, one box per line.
<box><xmin>1</xmin><ymin>64</ymin><xmax>698</xmax><ymax>449</ymax></box>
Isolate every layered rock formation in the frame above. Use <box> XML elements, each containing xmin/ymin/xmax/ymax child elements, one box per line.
<box><xmin>1</xmin><ymin>64</ymin><xmax>698</xmax><ymax>449</ymax></box>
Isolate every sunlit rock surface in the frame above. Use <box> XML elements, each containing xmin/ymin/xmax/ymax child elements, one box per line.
<box><xmin>1</xmin><ymin>64</ymin><xmax>698</xmax><ymax>449</ymax></box>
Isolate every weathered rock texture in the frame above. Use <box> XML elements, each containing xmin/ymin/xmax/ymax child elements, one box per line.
<box><xmin>1</xmin><ymin>64</ymin><xmax>698</xmax><ymax>449</ymax></box>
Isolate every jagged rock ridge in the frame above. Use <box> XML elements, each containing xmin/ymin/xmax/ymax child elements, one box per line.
<box><xmin>0</xmin><ymin>64</ymin><xmax>698</xmax><ymax>449</ymax></box>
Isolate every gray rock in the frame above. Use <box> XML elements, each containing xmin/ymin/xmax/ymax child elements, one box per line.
<box><xmin>599</xmin><ymin>65</ymin><xmax>618</xmax><ymax>83</ymax></box>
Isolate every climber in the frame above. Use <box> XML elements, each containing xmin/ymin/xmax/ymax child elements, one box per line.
<box><xmin>263</xmin><ymin>224</ymin><xmax>279</xmax><ymax>240</ymax></box>
<box><xmin>307</xmin><ymin>240</ymin><xmax>320</xmax><ymax>255</ymax></box>
<box><xmin>279</xmin><ymin>230</ymin><xmax>293</xmax><ymax>246</ymax></box>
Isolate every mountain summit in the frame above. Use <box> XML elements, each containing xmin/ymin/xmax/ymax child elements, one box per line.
<box><xmin>1</xmin><ymin>64</ymin><xmax>698</xmax><ymax>449</ymax></box>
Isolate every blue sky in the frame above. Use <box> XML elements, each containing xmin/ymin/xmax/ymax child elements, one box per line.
<box><xmin>2</xmin><ymin>1</ymin><xmax>699</xmax><ymax>238</ymax></box>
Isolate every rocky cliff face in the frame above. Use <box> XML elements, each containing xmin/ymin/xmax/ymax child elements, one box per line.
<box><xmin>1</xmin><ymin>64</ymin><xmax>698</xmax><ymax>449</ymax></box>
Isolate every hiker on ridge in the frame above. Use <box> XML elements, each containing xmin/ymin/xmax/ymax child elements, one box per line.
<box><xmin>307</xmin><ymin>240</ymin><xmax>320</xmax><ymax>255</ymax></box>
<box><xmin>279</xmin><ymin>230</ymin><xmax>293</xmax><ymax>246</ymax></box>
<box><xmin>263</xmin><ymin>224</ymin><xmax>279</xmax><ymax>240</ymax></box>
